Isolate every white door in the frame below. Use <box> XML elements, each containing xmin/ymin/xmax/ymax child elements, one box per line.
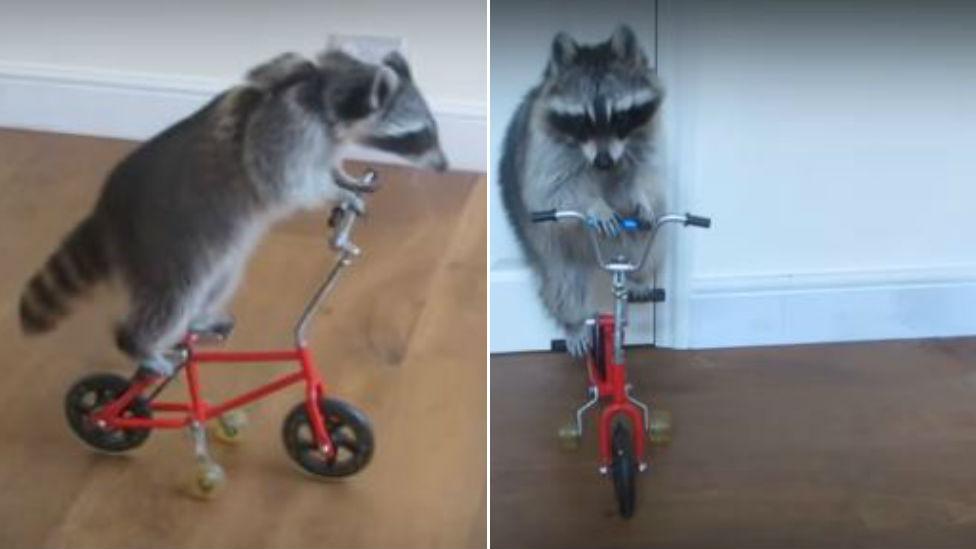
<box><xmin>489</xmin><ymin>0</ymin><xmax>661</xmax><ymax>353</ymax></box>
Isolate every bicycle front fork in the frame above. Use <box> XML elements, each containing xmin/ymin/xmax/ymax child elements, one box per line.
<box><xmin>568</xmin><ymin>382</ymin><xmax>653</xmax><ymax>473</ymax></box>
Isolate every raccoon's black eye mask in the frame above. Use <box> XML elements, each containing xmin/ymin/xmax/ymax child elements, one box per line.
<box><xmin>546</xmin><ymin>98</ymin><xmax>659</xmax><ymax>141</ymax></box>
<box><xmin>610</xmin><ymin>99</ymin><xmax>659</xmax><ymax>137</ymax></box>
<box><xmin>367</xmin><ymin>127</ymin><xmax>437</xmax><ymax>156</ymax></box>
<box><xmin>546</xmin><ymin>110</ymin><xmax>595</xmax><ymax>142</ymax></box>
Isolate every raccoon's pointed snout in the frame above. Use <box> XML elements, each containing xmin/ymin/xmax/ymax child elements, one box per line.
<box><xmin>593</xmin><ymin>150</ymin><xmax>614</xmax><ymax>171</ymax></box>
<box><xmin>432</xmin><ymin>155</ymin><xmax>449</xmax><ymax>172</ymax></box>
<box><xmin>420</xmin><ymin>147</ymin><xmax>449</xmax><ymax>172</ymax></box>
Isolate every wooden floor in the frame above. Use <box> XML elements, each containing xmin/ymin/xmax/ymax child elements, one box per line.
<box><xmin>0</xmin><ymin>129</ymin><xmax>486</xmax><ymax>549</ymax></box>
<box><xmin>493</xmin><ymin>338</ymin><xmax>976</xmax><ymax>549</ymax></box>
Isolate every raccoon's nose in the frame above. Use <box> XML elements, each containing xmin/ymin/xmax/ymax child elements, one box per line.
<box><xmin>429</xmin><ymin>148</ymin><xmax>449</xmax><ymax>172</ymax></box>
<box><xmin>593</xmin><ymin>151</ymin><xmax>614</xmax><ymax>171</ymax></box>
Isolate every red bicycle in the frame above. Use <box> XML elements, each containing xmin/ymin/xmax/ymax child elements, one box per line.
<box><xmin>531</xmin><ymin>207</ymin><xmax>711</xmax><ymax>518</ymax></box>
<box><xmin>64</xmin><ymin>171</ymin><xmax>380</xmax><ymax>498</ymax></box>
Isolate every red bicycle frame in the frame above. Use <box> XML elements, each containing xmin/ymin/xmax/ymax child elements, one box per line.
<box><xmin>533</xmin><ymin>208</ymin><xmax>710</xmax><ymax>518</ymax></box>
<box><xmin>90</xmin><ymin>333</ymin><xmax>336</xmax><ymax>455</ymax></box>
<box><xmin>587</xmin><ymin>314</ymin><xmax>647</xmax><ymax>469</ymax></box>
<box><xmin>83</xmin><ymin>171</ymin><xmax>380</xmax><ymax>463</ymax></box>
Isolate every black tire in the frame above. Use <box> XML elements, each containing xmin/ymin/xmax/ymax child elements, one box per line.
<box><xmin>611</xmin><ymin>421</ymin><xmax>638</xmax><ymax>518</ymax></box>
<box><xmin>282</xmin><ymin>398</ymin><xmax>374</xmax><ymax>478</ymax></box>
<box><xmin>64</xmin><ymin>373</ymin><xmax>152</xmax><ymax>453</ymax></box>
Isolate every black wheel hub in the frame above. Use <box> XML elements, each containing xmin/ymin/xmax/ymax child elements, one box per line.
<box><xmin>282</xmin><ymin>398</ymin><xmax>374</xmax><ymax>478</ymax></box>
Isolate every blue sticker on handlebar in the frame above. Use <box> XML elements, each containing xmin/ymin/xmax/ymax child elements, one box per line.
<box><xmin>620</xmin><ymin>218</ymin><xmax>641</xmax><ymax>231</ymax></box>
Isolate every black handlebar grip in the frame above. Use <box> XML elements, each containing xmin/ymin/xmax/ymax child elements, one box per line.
<box><xmin>531</xmin><ymin>209</ymin><xmax>558</xmax><ymax>223</ymax></box>
<box><xmin>685</xmin><ymin>213</ymin><xmax>712</xmax><ymax>228</ymax></box>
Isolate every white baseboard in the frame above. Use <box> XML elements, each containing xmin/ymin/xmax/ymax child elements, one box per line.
<box><xmin>0</xmin><ymin>61</ymin><xmax>486</xmax><ymax>172</ymax></box>
<box><xmin>689</xmin><ymin>265</ymin><xmax>976</xmax><ymax>349</ymax></box>
<box><xmin>491</xmin><ymin>263</ymin><xmax>976</xmax><ymax>353</ymax></box>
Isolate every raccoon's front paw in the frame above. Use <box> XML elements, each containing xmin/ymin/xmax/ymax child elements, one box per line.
<box><xmin>586</xmin><ymin>203</ymin><xmax>621</xmax><ymax>237</ymax></box>
<box><xmin>632</xmin><ymin>201</ymin><xmax>656</xmax><ymax>226</ymax></box>
<box><xmin>342</xmin><ymin>193</ymin><xmax>366</xmax><ymax>216</ymax></box>
<box><xmin>565</xmin><ymin>325</ymin><xmax>593</xmax><ymax>358</ymax></box>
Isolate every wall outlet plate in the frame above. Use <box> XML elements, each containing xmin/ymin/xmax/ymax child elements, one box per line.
<box><xmin>327</xmin><ymin>34</ymin><xmax>406</xmax><ymax>63</ymax></box>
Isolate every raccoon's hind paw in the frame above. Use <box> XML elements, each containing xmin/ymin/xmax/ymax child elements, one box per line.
<box><xmin>565</xmin><ymin>326</ymin><xmax>593</xmax><ymax>358</ymax></box>
<box><xmin>138</xmin><ymin>356</ymin><xmax>176</xmax><ymax>378</ymax></box>
<box><xmin>189</xmin><ymin>315</ymin><xmax>235</xmax><ymax>340</ymax></box>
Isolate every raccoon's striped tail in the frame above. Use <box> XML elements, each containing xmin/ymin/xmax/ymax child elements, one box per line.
<box><xmin>19</xmin><ymin>217</ymin><xmax>110</xmax><ymax>334</ymax></box>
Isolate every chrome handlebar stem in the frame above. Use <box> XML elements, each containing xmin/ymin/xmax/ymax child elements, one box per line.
<box><xmin>293</xmin><ymin>169</ymin><xmax>378</xmax><ymax>346</ymax></box>
<box><xmin>329</xmin><ymin>169</ymin><xmax>377</xmax><ymax>254</ymax></box>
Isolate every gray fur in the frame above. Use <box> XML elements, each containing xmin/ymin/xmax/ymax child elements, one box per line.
<box><xmin>20</xmin><ymin>48</ymin><xmax>447</xmax><ymax>375</ymax></box>
<box><xmin>499</xmin><ymin>25</ymin><xmax>664</xmax><ymax>355</ymax></box>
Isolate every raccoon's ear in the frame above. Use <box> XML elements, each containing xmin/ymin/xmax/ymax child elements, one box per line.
<box><xmin>369</xmin><ymin>64</ymin><xmax>401</xmax><ymax>111</ymax></box>
<box><xmin>382</xmin><ymin>50</ymin><xmax>412</xmax><ymax>81</ymax></box>
<box><xmin>610</xmin><ymin>25</ymin><xmax>648</xmax><ymax>67</ymax></box>
<box><xmin>547</xmin><ymin>32</ymin><xmax>578</xmax><ymax>76</ymax></box>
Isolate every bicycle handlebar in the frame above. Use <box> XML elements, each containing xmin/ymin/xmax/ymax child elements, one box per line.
<box><xmin>294</xmin><ymin>169</ymin><xmax>377</xmax><ymax>345</ymax></box>
<box><xmin>531</xmin><ymin>209</ymin><xmax>710</xmax><ymax>231</ymax></box>
<box><xmin>530</xmin><ymin>208</ymin><xmax>711</xmax><ymax>272</ymax></box>
<box><xmin>530</xmin><ymin>209</ymin><xmax>558</xmax><ymax>223</ymax></box>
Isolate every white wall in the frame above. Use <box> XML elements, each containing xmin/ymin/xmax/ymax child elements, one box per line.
<box><xmin>489</xmin><ymin>0</ymin><xmax>659</xmax><ymax>353</ymax></box>
<box><xmin>491</xmin><ymin>0</ymin><xmax>976</xmax><ymax>352</ymax></box>
<box><xmin>665</xmin><ymin>0</ymin><xmax>976</xmax><ymax>347</ymax></box>
<box><xmin>0</xmin><ymin>0</ymin><xmax>487</xmax><ymax>171</ymax></box>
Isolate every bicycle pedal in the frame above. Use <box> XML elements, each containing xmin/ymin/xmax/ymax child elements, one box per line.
<box><xmin>550</xmin><ymin>339</ymin><xmax>567</xmax><ymax>353</ymax></box>
<box><xmin>627</xmin><ymin>288</ymin><xmax>666</xmax><ymax>303</ymax></box>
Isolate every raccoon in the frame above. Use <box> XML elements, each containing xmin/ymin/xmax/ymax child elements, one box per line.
<box><xmin>499</xmin><ymin>25</ymin><xmax>664</xmax><ymax>356</ymax></box>
<box><xmin>19</xmin><ymin>48</ymin><xmax>447</xmax><ymax>375</ymax></box>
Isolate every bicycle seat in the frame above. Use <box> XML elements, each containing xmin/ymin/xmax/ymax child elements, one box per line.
<box><xmin>627</xmin><ymin>288</ymin><xmax>666</xmax><ymax>303</ymax></box>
